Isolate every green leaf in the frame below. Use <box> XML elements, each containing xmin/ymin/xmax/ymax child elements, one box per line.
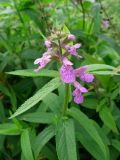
<box><xmin>41</xmin><ymin>143</ymin><xmax>58</xmax><ymax>160</ymax></box>
<box><xmin>0</xmin><ymin>81</ymin><xmax>10</xmax><ymax>97</ymax></box>
<box><xmin>112</xmin><ymin>139</ymin><xmax>120</xmax><ymax>152</ymax></box>
<box><xmin>10</xmin><ymin>78</ymin><xmax>61</xmax><ymax>118</ymax></box>
<box><xmin>56</xmin><ymin>119</ymin><xmax>77</xmax><ymax>160</ymax></box>
<box><xmin>7</xmin><ymin>69</ymin><xmax>59</xmax><ymax>78</ymax></box>
<box><xmin>92</xmin><ymin>3</ymin><xmax>101</xmax><ymax>34</ymax></box>
<box><xmin>68</xmin><ymin>108</ymin><xmax>109</xmax><ymax>160</ymax></box>
<box><xmin>89</xmin><ymin>71</ymin><xmax>119</xmax><ymax>75</ymax></box>
<box><xmin>42</xmin><ymin>93</ymin><xmax>62</xmax><ymax>113</ymax></box>
<box><xmin>19</xmin><ymin>112</ymin><xmax>56</xmax><ymax>124</ymax></box>
<box><xmin>0</xmin><ymin>123</ymin><xmax>21</xmax><ymax>135</ymax></box>
<box><xmin>33</xmin><ymin>125</ymin><xmax>55</xmax><ymax>159</ymax></box>
<box><xmin>87</xmin><ymin>64</ymin><xmax>115</xmax><ymax>72</ymax></box>
<box><xmin>21</xmin><ymin>129</ymin><xmax>34</xmax><ymax>160</ymax></box>
<box><xmin>99</xmin><ymin>107</ymin><xmax>118</xmax><ymax>134</ymax></box>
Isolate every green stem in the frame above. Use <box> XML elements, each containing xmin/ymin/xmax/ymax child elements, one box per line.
<box><xmin>63</xmin><ymin>84</ymin><xmax>70</xmax><ymax>116</ymax></box>
<box><xmin>13</xmin><ymin>0</ymin><xmax>31</xmax><ymax>47</ymax></box>
<box><xmin>80</xmin><ymin>1</ymin><xmax>85</xmax><ymax>30</ymax></box>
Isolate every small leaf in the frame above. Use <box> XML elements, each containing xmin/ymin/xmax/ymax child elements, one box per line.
<box><xmin>10</xmin><ymin>78</ymin><xmax>61</xmax><ymax>118</ymax></box>
<box><xmin>33</xmin><ymin>125</ymin><xmax>55</xmax><ymax>159</ymax></box>
<box><xmin>7</xmin><ymin>69</ymin><xmax>59</xmax><ymax>78</ymax></box>
<box><xmin>56</xmin><ymin>119</ymin><xmax>77</xmax><ymax>160</ymax></box>
<box><xmin>99</xmin><ymin>107</ymin><xmax>118</xmax><ymax>134</ymax></box>
<box><xmin>21</xmin><ymin>129</ymin><xmax>34</xmax><ymax>160</ymax></box>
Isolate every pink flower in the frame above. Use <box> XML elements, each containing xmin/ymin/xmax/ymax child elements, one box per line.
<box><xmin>45</xmin><ymin>40</ymin><xmax>51</xmax><ymax>48</ymax></box>
<box><xmin>68</xmin><ymin>34</ymin><xmax>76</xmax><ymax>41</ymax></box>
<box><xmin>60</xmin><ymin>57</ymin><xmax>75</xmax><ymax>83</ymax></box>
<box><xmin>102</xmin><ymin>20</ymin><xmax>109</xmax><ymax>29</ymax></box>
<box><xmin>75</xmin><ymin>66</ymin><xmax>94</xmax><ymax>83</ymax></box>
<box><xmin>74</xmin><ymin>93</ymin><xmax>84</xmax><ymax>104</ymax></box>
<box><xmin>73</xmin><ymin>81</ymin><xmax>88</xmax><ymax>93</ymax></box>
<box><xmin>72</xmin><ymin>81</ymin><xmax>88</xmax><ymax>104</ymax></box>
<box><xmin>60</xmin><ymin>65</ymin><xmax>75</xmax><ymax>83</ymax></box>
<box><xmin>34</xmin><ymin>49</ymin><xmax>52</xmax><ymax>72</ymax></box>
<box><xmin>65</xmin><ymin>43</ymin><xmax>82</xmax><ymax>58</ymax></box>
<box><xmin>62</xmin><ymin>57</ymin><xmax>73</xmax><ymax>66</ymax></box>
<box><xmin>80</xmin><ymin>74</ymin><xmax>94</xmax><ymax>83</ymax></box>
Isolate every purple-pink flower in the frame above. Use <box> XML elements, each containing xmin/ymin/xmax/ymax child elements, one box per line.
<box><xmin>45</xmin><ymin>40</ymin><xmax>51</xmax><ymax>48</ymax></box>
<box><xmin>102</xmin><ymin>19</ymin><xmax>110</xmax><ymax>29</ymax></box>
<box><xmin>34</xmin><ymin>49</ymin><xmax>52</xmax><ymax>72</ymax></box>
<box><xmin>34</xmin><ymin>33</ymin><xmax>94</xmax><ymax>105</ymax></box>
<box><xmin>60</xmin><ymin>58</ymin><xmax>75</xmax><ymax>83</ymax></box>
<box><xmin>75</xmin><ymin>66</ymin><xmax>94</xmax><ymax>83</ymax></box>
<box><xmin>72</xmin><ymin>81</ymin><xmax>88</xmax><ymax>104</ymax></box>
<box><xmin>65</xmin><ymin>43</ymin><xmax>82</xmax><ymax>58</ymax></box>
<box><xmin>68</xmin><ymin>34</ymin><xmax>76</xmax><ymax>41</ymax></box>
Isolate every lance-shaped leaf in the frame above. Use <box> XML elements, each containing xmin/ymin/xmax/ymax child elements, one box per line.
<box><xmin>33</xmin><ymin>125</ymin><xmax>55</xmax><ymax>159</ymax></box>
<box><xmin>0</xmin><ymin>123</ymin><xmax>21</xmax><ymax>135</ymax></box>
<box><xmin>7</xmin><ymin>69</ymin><xmax>59</xmax><ymax>78</ymax></box>
<box><xmin>56</xmin><ymin>119</ymin><xmax>77</xmax><ymax>160</ymax></box>
<box><xmin>68</xmin><ymin>108</ymin><xmax>109</xmax><ymax>160</ymax></box>
<box><xmin>10</xmin><ymin>78</ymin><xmax>61</xmax><ymax>118</ymax></box>
<box><xmin>21</xmin><ymin>129</ymin><xmax>34</xmax><ymax>160</ymax></box>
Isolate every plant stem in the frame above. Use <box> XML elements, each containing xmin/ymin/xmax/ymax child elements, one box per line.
<box><xmin>80</xmin><ymin>1</ymin><xmax>85</xmax><ymax>30</ymax></box>
<box><xmin>12</xmin><ymin>0</ymin><xmax>31</xmax><ymax>47</ymax></box>
<box><xmin>63</xmin><ymin>84</ymin><xmax>70</xmax><ymax>116</ymax></box>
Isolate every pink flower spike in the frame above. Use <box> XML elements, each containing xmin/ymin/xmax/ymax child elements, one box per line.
<box><xmin>60</xmin><ymin>65</ymin><xmax>75</xmax><ymax>83</ymax></box>
<box><xmin>45</xmin><ymin>40</ymin><xmax>51</xmax><ymax>48</ymax></box>
<box><xmin>68</xmin><ymin>34</ymin><xmax>76</xmax><ymax>41</ymax></box>
<box><xmin>62</xmin><ymin>57</ymin><xmax>73</xmax><ymax>66</ymax></box>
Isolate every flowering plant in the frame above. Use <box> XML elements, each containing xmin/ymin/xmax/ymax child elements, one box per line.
<box><xmin>34</xmin><ymin>32</ymin><xmax>94</xmax><ymax>104</ymax></box>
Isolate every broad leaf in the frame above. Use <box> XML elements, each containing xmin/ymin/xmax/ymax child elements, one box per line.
<box><xmin>56</xmin><ymin>119</ymin><xmax>77</xmax><ymax>160</ymax></box>
<box><xmin>21</xmin><ymin>129</ymin><xmax>34</xmax><ymax>160</ymax></box>
<box><xmin>10</xmin><ymin>78</ymin><xmax>61</xmax><ymax>118</ymax></box>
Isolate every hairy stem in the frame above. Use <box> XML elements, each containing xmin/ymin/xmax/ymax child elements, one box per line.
<box><xmin>63</xmin><ymin>84</ymin><xmax>70</xmax><ymax>116</ymax></box>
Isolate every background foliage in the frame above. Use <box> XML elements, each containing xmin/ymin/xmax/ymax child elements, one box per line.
<box><xmin>0</xmin><ymin>0</ymin><xmax>120</xmax><ymax>160</ymax></box>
